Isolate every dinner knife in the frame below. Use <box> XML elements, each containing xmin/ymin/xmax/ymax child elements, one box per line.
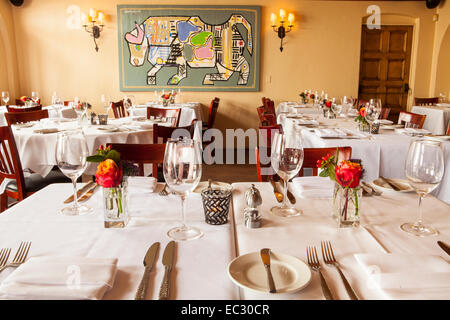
<box><xmin>269</xmin><ymin>178</ymin><xmax>283</xmax><ymax>203</ymax></box>
<box><xmin>437</xmin><ymin>241</ymin><xmax>450</xmax><ymax>256</ymax></box>
<box><xmin>260</xmin><ymin>248</ymin><xmax>277</xmax><ymax>293</ymax></box>
<box><xmin>135</xmin><ymin>242</ymin><xmax>160</xmax><ymax>300</ymax></box>
<box><xmin>64</xmin><ymin>180</ymin><xmax>94</xmax><ymax>203</ymax></box>
<box><xmin>159</xmin><ymin>241</ymin><xmax>176</xmax><ymax>300</ymax></box>
<box><xmin>78</xmin><ymin>184</ymin><xmax>98</xmax><ymax>202</ymax></box>
<box><xmin>379</xmin><ymin>176</ymin><xmax>401</xmax><ymax>191</ymax></box>
<box><xmin>280</xmin><ymin>178</ymin><xmax>296</xmax><ymax>204</ymax></box>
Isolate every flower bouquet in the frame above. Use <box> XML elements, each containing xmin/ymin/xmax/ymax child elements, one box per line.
<box><xmin>87</xmin><ymin>145</ymin><xmax>139</xmax><ymax>228</ymax></box>
<box><xmin>299</xmin><ymin>90</ymin><xmax>312</xmax><ymax>104</ymax></box>
<box><xmin>317</xmin><ymin>150</ymin><xmax>363</xmax><ymax>228</ymax></box>
<box><xmin>354</xmin><ymin>106</ymin><xmax>369</xmax><ymax>132</ymax></box>
<box><xmin>161</xmin><ymin>92</ymin><xmax>172</xmax><ymax>106</ymax></box>
<box><xmin>20</xmin><ymin>96</ymin><xmax>38</xmax><ymax>107</ymax></box>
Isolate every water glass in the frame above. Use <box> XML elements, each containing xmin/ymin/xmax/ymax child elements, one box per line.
<box><xmin>2</xmin><ymin>91</ymin><xmax>10</xmax><ymax>105</ymax></box>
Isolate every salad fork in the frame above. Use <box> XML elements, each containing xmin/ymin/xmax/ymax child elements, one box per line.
<box><xmin>0</xmin><ymin>248</ymin><xmax>11</xmax><ymax>269</ymax></box>
<box><xmin>306</xmin><ymin>246</ymin><xmax>335</xmax><ymax>300</ymax></box>
<box><xmin>321</xmin><ymin>241</ymin><xmax>359</xmax><ymax>300</ymax></box>
<box><xmin>0</xmin><ymin>241</ymin><xmax>32</xmax><ymax>273</ymax></box>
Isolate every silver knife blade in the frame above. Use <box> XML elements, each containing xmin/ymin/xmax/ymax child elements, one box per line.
<box><xmin>64</xmin><ymin>180</ymin><xmax>94</xmax><ymax>203</ymax></box>
<box><xmin>159</xmin><ymin>241</ymin><xmax>176</xmax><ymax>300</ymax></box>
<box><xmin>260</xmin><ymin>248</ymin><xmax>277</xmax><ymax>293</ymax></box>
<box><xmin>437</xmin><ymin>241</ymin><xmax>450</xmax><ymax>256</ymax></box>
<box><xmin>135</xmin><ymin>242</ymin><xmax>160</xmax><ymax>300</ymax></box>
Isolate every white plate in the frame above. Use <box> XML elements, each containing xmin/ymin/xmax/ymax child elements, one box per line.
<box><xmin>381</xmin><ymin>124</ymin><xmax>404</xmax><ymax>130</ymax></box>
<box><xmin>227</xmin><ymin>251</ymin><xmax>312</xmax><ymax>294</ymax></box>
<box><xmin>372</xmin><ymin>178</ymin><xmax>414</xmax><ymax>193</ymax></box>
<box><xmin>13</xmin><ymin>122</ymin><xmax>35</xmax><ymax>129</ymax></box>
<box><xmin>377</xmin><ymin>119</ymin><xmax>393</xmax><ymax>125</ymax></box>
<box><xmin>97</xmin><ymin>125</ymin><xmax>119</xmax><ymax>132</ymax></box>
<box><xmin>193</xmin><ymin>181</ymin><xmax>232</xmax><ymax>193</ymax></box>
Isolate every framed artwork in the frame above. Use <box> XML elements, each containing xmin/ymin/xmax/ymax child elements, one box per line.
<box><xmin>117</xmin><ymin>5</ymin><xmax>260</xmax><ymax>91</ymax></box>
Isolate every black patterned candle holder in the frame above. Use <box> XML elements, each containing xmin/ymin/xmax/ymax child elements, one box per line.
<box><xmin>371</xmin><ymin>122</ymin><xmax>380</xmax><ymax>134</ymax></box>
<box><xmin>201</xmin><ymin>188</ymin><xmax>232</xmax><ymax>225</ymax></box>
<box><xmin>98</xmin><ymin>114</ymin><xmax>108</xmax><ymax>125</ymax></box>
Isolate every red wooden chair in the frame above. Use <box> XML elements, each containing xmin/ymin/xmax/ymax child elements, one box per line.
<box><xmin>414</xmin><ymin>97</ymin><xmax>439</xmax><ymax>106</ymax></box>
<box><xmin>111</xmin><ymin>100</ymin><xmax>127</xmax><ymax>118</ymax></box>
<box><xmin>147</xmin><ymin>107</ymin><xmax>181</xmax><ymax>127</ymax></box>
<box><xmin>262</xmin><ymin>97</ymin><xmax>276</xmax><ymax>115</ymax></box>
<box><xmin>106</xmin><ymin>143</ymin><xmax>166</xmax><ymax>178</ymax></box>
<box><xmin>380</xmin><ymin>107</ymin><xmax>391</xmax><ymax>120</ymax></box>
<box><xmin>0</xmin><ymin>126</ymin><xmax>70</xmax><ymax>211</ymax></box>
<box><xmin>5</xmin><ymin>110</ymin><xmax>49</xmax><ymax>126</ymax></box>
<box><xmin>398</xmin><ymin>111</ymin><xmax>426</xmax><ymax>129</ymax></box>
<box><xmin>203</xmin><ymin>98</ymin><xmax>220</xmax><ymax>131</ymax></box>
<box><xmin>7</xmin><ymin>105</ymin><xmax>42</xmax><ymax>113</ymax></box>
<box><xmin>152</xmin><ymin>122</ymin><xmax>196</xmax><ymax>144</ymax></box>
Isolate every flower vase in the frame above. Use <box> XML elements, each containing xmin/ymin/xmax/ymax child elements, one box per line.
<box><xmin>334</xmin><ymin>185</ymin><xmax>362</xmax><ymax>228</ymax></box>
<box><xmin>162</xmin><ymin>99</ymin><xmax>169</xmax><ymax>107</ymax></box>
<box><xmin>358</xmin><ymin>122</ymin><xmax>370</xmax><ymax>132</ymax></box>
<box><xmin>170</xmin><ymin>96</ymin><xmax>175</xmax><ymax>104</ymax></box>
<box><xmin>103</xmin><ymin>181</ymin><xmax>129</xmax><ymax>228</ymax></box>
<box><xmin>324</xmin><ymin>108</ymin><xmax>335</xmax><ymax>119</ymax></box>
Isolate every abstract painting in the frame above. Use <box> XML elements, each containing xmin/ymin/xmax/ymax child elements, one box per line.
<box><xmin>118</xmin><ymin>5</ymin><xmax>260</xmax><ymax>91</ymax></box>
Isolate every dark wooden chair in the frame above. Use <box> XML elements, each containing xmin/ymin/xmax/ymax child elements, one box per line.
<box><xmin>6</xmin><ymin>105</ymin><xmax>42</xmax><ymax>113</ymax></box>
<box><xmin>398</xmin><ymin>111</ymin><xmax>426</xmax><ymax>129</ymax></box>
<box><xmin>257</xmin><ymin>106</ymin><xmax>277</xmax><ymax>126</ymax></box>
<box><xmin>106</xmin><ymin>143</ymin><xmax>166</xmax><ymax>178</ymax></box>
<box><xmin>0</xmin><ymin>126</ymin><xmax>71</xmax><ymax>212</ymax></box>
<box><xmin>202</xmin><ymin>98</ymin><xmax>220</xmax><ymax>131</ymax></box>
<box><xmin>15</xmin><ymin>99</ymin><xmax>24</xmax><ymax>106</ymax></box>
<box><xmin>111</xmin><ymin>100</ymin><xmax>127</xmax><ymax>118</ymax></box>
<box><xmin>147</xmin><ymin>107</ymin><xmax>181</xmax><ymax>127</ymax></box>
<box><xmin>64</xmin><ymin>101</ymin><xmax>72</xmax><ymax>106</ymax></box>
<box><xmin>414</xmin><ymin>97</ymin><xmax>439</xmax><ymax>106</ymax></box>
<box><xmin>153</xmin><ymin>122</ymin><xmax>196</xmax><ymax>144</ymax></box>
<box><xmin>5</xmin><ymin>110</ymin><xmax>49</xmax><ymax>126</ymax></box>
<box><xmin>262</xmin><ymin>97</ymin><xmax>276</xmax><ymax>115</ymax></box>
<box><xmin>380</xmin><ymin>107</ymin><xmax>391</xmax><ymax>120</ymax></box>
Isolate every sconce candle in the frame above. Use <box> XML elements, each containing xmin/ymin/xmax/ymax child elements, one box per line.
<box><xmin>271</xmin><ymin>9</ymin><xmax>294</xmax><ymax>52</ymax></box>
<box><xmin>82</xmin><ymin>9</ymin><xmax>105</xmax><ymax>52</ymax></box>
<box><xmin>279</xmin><ymin>9</ymin><xmax>286</xmax><ymax>21</ymax></box>
<box><xmin>89</xmin><ymin>8</ymin><xmax>96</xmax><ymax>21</ymax></box>
<box><xmin>288</xmin><ymin>13</ymin><xmax>294</xmax><ymax>26</ymax></box>
<box><xmin>98</xmin><ymin>12</ymin><xmax>104</xmax><ymax>25</ymax></box>
<box><xmin>270</xmin><ymin>13</ymin><xmax>276</xmax><ymax>26</ymax></box>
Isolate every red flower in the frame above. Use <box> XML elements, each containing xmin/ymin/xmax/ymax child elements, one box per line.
<box><xmin>325</xmin><ymin>101</ymin><xmax>332</xmax><ymax>108</ymax></box>
<box><xmin>95</xmin><ymin>159</ymin><xmax>123</xmax><ymax>188</ymax></box>
<box><xmin>335</xmin><ymin>160</ymin><xmax>362</xmax><ymax>188</ymax></box>
<box><xmin>310</xmin><ymin>94</ymin><xmax>315</xmax><ymax>99</ymax></box>
<box><xmin>359</xmin><ymin>107</ymin><xmax>367</xmax><ymax>117</ymax></box>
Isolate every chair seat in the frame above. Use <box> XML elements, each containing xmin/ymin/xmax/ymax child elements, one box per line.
<box><xmin>6</xmin><ymin>170</ymin><xmax>71</xmax><ymax>193</ymax></box>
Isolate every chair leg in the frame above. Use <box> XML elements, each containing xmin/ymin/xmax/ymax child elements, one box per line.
<box><xmin>0</xmin><ymin>193</ymin><xmax>7</xmax><ymax>213</ymax></box>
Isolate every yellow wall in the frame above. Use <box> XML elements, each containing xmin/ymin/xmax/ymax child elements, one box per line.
<box><xmin>0</xmin><ymin>0</ymin><xmax>19</xmax><ymax>98</ymax></box>
<box><xmin>3</xmin><ymin>0</ymin><xmax>441</xmax><ymax>131</ymax></box>
<box><xmin>431</xmin><ymin>1</ymin><xmax>450</xmax><ymax>98</ymax></box>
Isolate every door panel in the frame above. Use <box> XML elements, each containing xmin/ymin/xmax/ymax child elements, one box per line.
<box><xmin>358</xmin><ymin>25</ymin><xmax>413</xmax><ymax>121</ymax></box>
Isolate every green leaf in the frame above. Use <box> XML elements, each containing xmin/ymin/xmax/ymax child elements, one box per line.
<box><xmin>86</xmin><ymin>155</ymin><xmax>105</xmax><ymax>163</ymax></box>
<box><xmin>106</xmin><ymin>150</ymin><xmax>121</xmax><ymax>165</ymax></box>
<box><xmin>319</xmin><ymin>170</ymin><xmax>329</xmax><ymax>178</ymax></box>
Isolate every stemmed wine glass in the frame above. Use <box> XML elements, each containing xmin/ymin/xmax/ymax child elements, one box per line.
<box><xmin>124</xmin><ymin>95</ymin><xmax>135</xmax><ymax>117</ymax></box>
<box><xmin>52</xmin><ymin>94</ymin><xmax>63</xmax><ymax>124</ymax></box>
<box><xmin>270</xmin><ymin>132</ymin><xmax>304</xmax><ymax>217</ymax></box>
<box><xmin>365</xmin><ymin>99</ymin><xmax>382</xmax><ymax>132</ymax></box>
<box><xmin>1</xmin><ymin>91</ymin><xmax>9</xmax><ymax>105</ymax></box>
<box><xmin>402</xmin><ymin>139</ymin><xmax>444</xmax><ymax>236</ymax></box>
<box><xmin>56</xmin><ymin>129</ymin><xmax>92</xmax><ymax>216</ymax></box>
<box><xmin>31</xmin><ymin>91</ymin><xmax>39</xmax><ymax>106</ymax></box>
<box><xmin>101</xmin><ymin>94</ymin><xmax>112</xmax><ymax>115</ymax></box>
<box><xmin>163</xmin><ymin>138</ymin><xmax>203</xmax><ymax>240</ymax></box>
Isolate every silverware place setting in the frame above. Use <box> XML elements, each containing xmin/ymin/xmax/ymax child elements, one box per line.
<box><xmin>306</xmin><ymin>246</ymin><xmax>335</xmax><ymax>300</ymax></box>
<box><xmin>0</xmin><ymin>241</ymin><xmax>32</xmax><ymax>273</ymax></box>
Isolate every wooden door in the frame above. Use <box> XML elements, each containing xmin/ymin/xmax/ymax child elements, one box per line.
<box><xmin>358</xmin><ymin>25</ymin><xmax>413</xmax><ymax>121</ymax></box>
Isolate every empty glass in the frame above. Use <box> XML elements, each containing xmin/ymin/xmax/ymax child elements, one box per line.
<box><xmin>163</xmin><ymin>138</ymin><xmax>203</xmax><ymax>240</ymax></box>
<box><xmin>402</xmin><ymin>139</ymin><xmax>444</xmax><ymax>236</ymax></box>
<box><xmin>31</xmin><ymin>91</ymin><xmax>39</xmax><ymax>105</ymax></box>
<box><xmin>365</xmin><ymin>99</ymin><xmax>382</xmax><ymax>132</ymax></box>
<box><xmin>124</xmin><ymin>95</ymin><xmax>135</xmax><ymax>117</ymax></box>
<box><xmin>270</xmin><ymin>132</ymin><xmax>304</xmax><ymax>217</ymax></box>
<box><xmin>101</xmin><ymin>94</ymin><xmax>112</xmax><ymax>115</ymax></box>
<box><xmin>56</xmin><ymin>130</ymin><xmax>92</xmax><ymax>216</ymax></box>
<box><xmin>2</xmin><ymin>91</ymin><xmax>9</xmax><ymax>105</ymax></box>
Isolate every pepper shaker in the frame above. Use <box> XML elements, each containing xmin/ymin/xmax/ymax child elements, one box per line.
<box><xmin>243</xmin><ymin>184</ymin><xmax>262</xmax><ymax>228</ymax></box>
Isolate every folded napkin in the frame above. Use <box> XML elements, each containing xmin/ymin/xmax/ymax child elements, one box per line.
<box><xmin>436</xmin><ymin>103</ymin><xmax>450</xmax><ymax>108</ymax></box>
<box><xmin>127</xmin><ymin>176</ymin><xmax>157</xmax><ymax>194</ymax></box>
<box><xmin>291</xmin><ymin>176</ymin><xmax>334</xmax><ymax>198</ymax></box>
<box><xmin>0</xmin><ymin>256</ymin><xmax>118</xmax><ymax>300</ymax></box>
<box><xmin>354</xmin><ymin>253</ymin><xmax>450</xmax><ymax>299</ymax></box>
<box><xmin>395</xmin><ymin>128</ymin><xmax>431</xmax><ymax>136</ymax></box>
<box><xmin>314</xmin><ymin>128</ymin><xmax>347</xmax><ymax>138</ymax></box>
<box><xmin>33</xmin><ymin>128</ymin><xmax>59</xmax><ymax>134</ymax></box>
<box><xmin>296</xmin><ymin>119</ymin><xmax>318</xmax><ymax>126</ymax></box>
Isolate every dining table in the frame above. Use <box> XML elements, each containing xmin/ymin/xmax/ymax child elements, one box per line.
<box><xmin>277</xmin><ymin>113</ymin><xmax>450</xmax><ymax>204</ymax></box>
<box><xmin>410</xmin><ymin>105</ymin><xmax>450</xmax><ymax>135</ymax></box>
<box><xmin>132</xmin><ymin>102</ymin><xmax>203</xmax><ymax>127</ymax></box>
<box><xmin>0</xmin><ymin>105</ymin><xmax>77</xmax><ymax>126</ymax></box>
<box><xmin>0</xmin><ymin>180</ymin><xmax>448</xmax><ymax>300</ymax></box>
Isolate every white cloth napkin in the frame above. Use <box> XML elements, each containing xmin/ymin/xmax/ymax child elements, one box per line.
<box><xmin>395</xmin><ymin>128</ymin><xmax>431</xmax><ymax>135</ymax></box>
<box><xmin>291</xmin><ymin>176</ymin><xmax>334</xmax><ymax>198</ymax></box>
<box><xmin>314</xmin><ymin>128</ymin><xmax>347</xmax><ymax>138</ymax></box>
<box><xmin>0</xmin><ymin>256</ymin><xmax>118</xmax><ymax>300</ymax></box>
<box><xmin>127</xmin><ymin>176</ymin><xmax>157</xmax><ymax>194</ymax></box>
<box><xmin>354</xmin><ymin>253</ymin><xmax>450</xmax><ymax>299</ymax></box>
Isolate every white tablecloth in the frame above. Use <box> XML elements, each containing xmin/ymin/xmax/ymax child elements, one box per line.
<box><xmin>411</xmin><ymin>106</ymin><xmax>450</xmax><ymax>135</ymax></box>
<box><xmin>0</xmin><ymin>183</ymin><xmax>238</xmax><ymax>300</ymax></box>
<box><xmin>231</xmin><ymin>182</ymin><xmax>450</xmax><ymax>300</ymax></box>
<box><xmin>278</xmin><ymin>116</ymin><xmax>450</xmax><ymax>204</ymax></box>
<box><xmin>0</xmin><ymin>106</ymin><xmax>77</xmax><ymax>126</ymax></box>
<box><xmin>276</xmin><ymin>102</ymin><xmax>320</xmax><ymax>116</ymax></box>
<box><xmin>133</xmin><ymin>102</ymin><xmax>203</xmax><ymax>127</ymax></box>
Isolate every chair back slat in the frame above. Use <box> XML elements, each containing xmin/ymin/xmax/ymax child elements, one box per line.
<box><xmin>380</xmin><ymin>107</ymin><xmax>391</xmax><ymax>120</ymax></box>
<box><xmin>207</xmin><ymin>98</ymin><xmax>220</xmax><ymax>129</ymax></box>
<box><xmin>414</xmin><ymin>97</ymin><xmax>439</xmax><ymax>106</ymax></box>
<box><xmin>111</xmin><ymin>100</ymin><xmax>127</xmax><ymax>118</ymax></box>
<box><xmin>7</xmin><ymin>105</ymin><xmax>42</xmax><ymax>113</ymax></box>
<box><xmin>106</xmin><ymin>143</ymin><xmax>166</xmax><ymax>178</ymax></box>
<box><xmin>5</xmin><ymin>110</ymin><xmax>49</xmax><ymax>126</ymax></box>
<box><xmin>147</xmin><ymin>107</ymin><xmax>181</xmax><ymax>127</ymax></box>
<box><xmin>398</xmin><ymin>111</ymin><xmax>426</xmax><ymax>128</ymax></box>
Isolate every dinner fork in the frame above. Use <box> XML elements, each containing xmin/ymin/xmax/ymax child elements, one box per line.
<box><xmin>306</xmin><ymin>246</ymin><xmax>335</xmax><ymax>300</ymax></box>
<box><xmin>321</xmin><ymin>241</ymin><xmax>359</xmax><ymax>300</ymax></box>
<box><xmin>0</xmin><ymin>248</ymin><xmax>11</xmax><ymax>268</ymax></box>
<box><xmin>0</xmin><ymin>241</ymin><xmax>32</xmax><ymax>273</ymax></box>
<box><xmin>159</xmin><ymin>183</ymin><xmax>169</xmax><ymax>196</ymax></box>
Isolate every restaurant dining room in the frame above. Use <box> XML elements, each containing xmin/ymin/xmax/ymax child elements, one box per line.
<box><xmin>0</xmin><ymin>0</ymin><xmax>449</xmax><ymax>309</ymax></box>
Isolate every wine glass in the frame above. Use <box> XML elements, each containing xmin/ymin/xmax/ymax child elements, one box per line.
<box><xmin>56</xmin><ymin>129</ymin><xmax>92</xmax><ymax>216</ymax></box>
<box><xmin>331</xmin><ymin>98</ymin><xmax>342</xmax><ymax>117</ymax></box>
<box><xmin>123</xmin><ymin>95</ymin><xmax>135</xmax><ymax>117</ymax></box>
<box><xmin>270</xmin><ymin>132</ymin><xmax>304</xmax><ymax>217</ymax></box>
<box><xmin>163</xmin><ymin>138</ymin><xmax>203</xmax><ymax>240</ymax></box>
<box><xmin>2</xmin><ymin>91</ymin><xmax>9</xmax><ymax>105</ymax></box>
<box><xmin>365</xmin><ymin>99</ymin><xmax>382</xmax><ymax>132</ymax></box>
<box><xmin>402</xmin><ymin>139</ymin><xmax>444</xmax><ymax>236</ymax></box>
<box><xmin>439</xmin><ymin>93</ymin><xmax>447</xmax><ymax>104</ymax></box>
<box><xmin>101</xmin><ymin>94</ymin><xmax>112</xmax><ymax>115</ymax></box>
<box><xmin>31</xmin><ymin>91</ymin><xmax>39</xmax><ymax>105</ymax></box>
<box><xmin>52</xmin><ymin>95</ymin><xmax>63</xmax><ymax>124</ymax></box>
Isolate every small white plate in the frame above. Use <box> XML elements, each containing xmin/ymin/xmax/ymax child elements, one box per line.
<box><xmin>381</xmin><ymin>124</ymin><xmax>404</xmax><ymax>130</ymax></box>
<box><xmin>97</xmin><ymin>125</ymin><xmax>119</xmax><ymax>132</ymax></box>
<box><xmin>193</xmin><ymin>181</ymin><xmax>232</xmax><ymax>193</ymax></box>
<box><xmin>227</xmin><ymin>251</ymin><xmax>312</xmax><ymax>294</ymax></box>
<box><xmin>372</xmin><ymin>178</ymin><xmax>414</xmax><ymax>193</ymax></box>
<box><xmin>377</xmin><ymin>119</ymin><xmax>393</xmax><ymax>125</ymax></box>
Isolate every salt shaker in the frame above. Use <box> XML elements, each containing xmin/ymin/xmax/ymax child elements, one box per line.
<box><xmin>243</xmin><ymin>184</ymin><xmax>262</xmax><ymax>228</ymax></box>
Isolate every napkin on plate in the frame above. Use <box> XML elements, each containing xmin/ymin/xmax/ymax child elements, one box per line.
<box><xmin>291</xmin><ymin>176</ymin><xmax>334</xmax><ymax>198</ymax></box>
<box><xmin>127</xmin><ymin>176</ymin><xmax>157</xmax><ymax>194</ymax></box>
<box><xmin>0</xmin><ymin>256</ymin><xmax>118</xmax><ymax>300</ymax></box>
<box><xmin>314</xmin><ymin>128</ymin><xmax>347</xmax><ymax>138</ymax></box>
<box><xmin>394</xmin><ymin>128</ymin><xmax>431</xmax><ymax>136</ymax></box>
<box><xmin>354</xmin><ymin>253</ymin><xmax>450</xmax><ymax>299</ymax></box>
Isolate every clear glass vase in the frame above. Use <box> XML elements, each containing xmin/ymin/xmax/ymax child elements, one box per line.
<box><xmin>358</xmin><ymin>121</ymin><xmax>370</xmax><ymax>132</ymax></box>
<box><xmin>103</xmin><ymin>180</ymin><xmax>129</xmax><ymax>228</ymax></box>
<box><xmin>334</xmin><ymin>185</ymin><xmax>362</xmax><ymax>228</ymax></box>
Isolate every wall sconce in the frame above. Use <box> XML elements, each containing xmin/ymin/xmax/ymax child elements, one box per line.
<box><xmin>81</xmin><ymin>9</ymin><xmax>105</xmax><ymax>52</ymax></box>
<box><xmin>271</xmin><ymin>9</ymin><xmax>294</xmax><ymax>52</ymax></box>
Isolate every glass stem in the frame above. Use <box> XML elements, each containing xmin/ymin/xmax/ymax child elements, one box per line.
<box><xmin>72</xmin><ymin>178</ymin><xmax>79</xmax><ymax>208</ymax></box>
<box><xmin>415</xmin><ymin>195</ymin><xmax>423</xmax><ymax>227</ymax></box>
<box><xmin>180</xmin><ymin>194</ymin><xmax>187</xmax><ymax>229</ymax></box>
<box><xmin>283</xmin><ymin>178</ymin><xmax>289</xmax><ymax>208</ymax></box>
